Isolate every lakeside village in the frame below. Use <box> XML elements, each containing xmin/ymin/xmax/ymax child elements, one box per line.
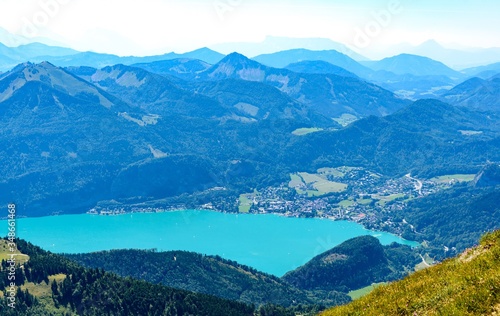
<box><xmin>87</xmin><ymin>166</ymin><xmax>474</xmax><ymax>236</ymax></box>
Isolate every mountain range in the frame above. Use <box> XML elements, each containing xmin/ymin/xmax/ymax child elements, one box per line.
<box><xmin>252</xmin><ymin>49</ymin><xmax>372</xmax><ymax>76</ymax></box>
<box><xmin>369</xmin><ymin>39</ymin><xmax>500</xmax><ymax>69</ymax></box>
<box><xmin>248</xmin><ymin>50</ymin><xmax>468</xmax><ymax>100</ymax></box>
<box><xmin>441</xmin><ymin>75</ymin><xmax>500</xmax><ymax>112</ymax></box>
<box><xmin>197</xmin><ymin>52</ymin><xmax>408</xmax><ymax>118</ymax></box>
<box><xmin>1</xmin><ymin>56</ymin><xmax>499</xmax><ymax>217</ymax></box>
<box><xmin>285</xmin><ymin>99</ymin><xmax>500</xmax><ymax>177</ymax></box>
<box><xmin>2</xmin><ymin>40</ymin><xmax>500</xmax><ymax>102</ymax></box>
<box><xmin>209</xmin><ymin>36</ymin><xmax>368</xmax><ymax>60</ymax></box>
<box><xmin>1</xmin><ymin>37</ymin><xmax>500</xmax><ymax>315</ymax></box>
<box><xmin>0</xmin><ymin>42</ymin><xmax>224</xmax><ymax>71</ymax></box>
<box><xmin>361</xmin><ymin>53</ymin><xmax>462</xmax><ymax>78</ymax></box>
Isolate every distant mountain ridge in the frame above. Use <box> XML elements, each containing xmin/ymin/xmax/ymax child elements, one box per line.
<box><xmin>199</xmin><ymin>52</ymin><xmax>408</xmax><ymax>118</ymax></box>
<box><xmin>249</xmin><ymin>49</ymin><xmax>466</xmax><ymax>100</ymax></box>
<box><xmin>362</xmin><ymin>53</ymin><xmax>462</xmax><ymax>78</ymax></box>
<box><xmin>371</xmin><ymin>39</ymin><xmax>500</xmax><ymax>69</ymax></box>
<box><xmin>0</xmin><ymin>42</ymin><xmax>225</xmax><ymax>71</ymax></box>
<box><xmin>131</xmin><ymin>58</ymin><xmax>212</xmax><ymax>80</ymax></box>
<box><xmin>1</xmin><ymin>61</ymin><xmax>499</xmax><ymax>217</ymax></box>
<box><xmin>462</xmin><ymin>62</ymin><xmax>500</xmax><ymax>79</ymax></box>
<box><xmin>253</xmin><ymin>48</ymin><xmax>372</xmax><ymax>77</ymax></box>
<box><xmin>0</xmin><ymin>61</ymin><xmax>335</xmax><ymax>215</ymax></box>
<box><xmin>285</xmin><ymin>60</ymin><xmax>358</xmax><ymax>78</ymax></box>
<box><xmin>285</xmin><ymin>99</ymin><xmax>500</xmax><ymax>177</ymax></box>
<box><xmin>209</xmin><ymin>36</ymin><xmax>368</xmax><ymax>60</ymax></box>
<box><xmin>441</xmin><ymin>75</ymin><xmax>500</xmax><ymax>112</ymax></box>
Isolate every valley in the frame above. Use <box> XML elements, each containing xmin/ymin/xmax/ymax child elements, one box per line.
<box><xmin>1</xmin><ymin>16</ymin><xmax>500</xmax><ymax>314</ymax></box>
<box><xmin>86</xmin><ymin>165</ymin><xmax>476</xmax><ymax>247</ymax></box>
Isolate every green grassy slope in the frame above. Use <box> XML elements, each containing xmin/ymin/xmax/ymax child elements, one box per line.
<box><xmin>321</xmin><ymin>230</ymin><xmax>500</xmax><ymax>316</ymax></box>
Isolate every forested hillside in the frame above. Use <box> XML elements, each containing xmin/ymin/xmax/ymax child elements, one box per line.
<box><xmin>282</xmin><ymin>236</ymin><xmax>419</xmax><ymax>292</ymax></box>
<box><xmin>0</xmin><ymin>239</ymin><xmax>257</xmax><ymax>315</ymax></box>
<box><xmin>66</xmin><ymin>249</ymin><xmax>350</xmax><ymax>307</ymax></box>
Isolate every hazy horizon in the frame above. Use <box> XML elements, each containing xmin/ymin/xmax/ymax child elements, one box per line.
<box><xmin>0</xmin><ymin>0</ymin><xmax>499</xmax><ymax>58</ymax></box>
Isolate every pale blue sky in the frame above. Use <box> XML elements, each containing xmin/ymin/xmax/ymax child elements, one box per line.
<box><xmin>0</xmin><ymin>0</ymin><xmax>498</xmax><ymax>55</ymax></box>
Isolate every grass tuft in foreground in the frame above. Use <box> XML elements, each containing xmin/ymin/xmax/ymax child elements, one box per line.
<box><xmin>321</xmin><ymin>230</ymin><xmax>500</xmax><ymax>316</ymax></box>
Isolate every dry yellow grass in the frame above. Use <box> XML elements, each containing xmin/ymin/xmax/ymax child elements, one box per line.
<box><xmin>321</xmin><ymin>230</ymin><xmax>500</xmax><ymax>316</ymax></box>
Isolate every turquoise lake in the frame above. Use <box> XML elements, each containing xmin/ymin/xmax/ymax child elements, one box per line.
<box><xmin>1</xmin><ymin>210</ymin><xmax>418</xmax><ymax>276</ymax></box>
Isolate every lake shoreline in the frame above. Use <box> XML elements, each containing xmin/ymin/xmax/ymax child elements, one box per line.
<box><xmin>1</xmin><ymin>210</ymin><xmax>419</xmax><ymax>276</ymax></box>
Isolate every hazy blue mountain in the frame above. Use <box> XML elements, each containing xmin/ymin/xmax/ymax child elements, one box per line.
<box><xmin>67</xmin><ymin>64</ymin><xmax>231</xmax><ymax>118</ymax></box>
<box><xmin>0</xmin><ymin>26</ymin><xmax>69</xmax><ymax>48</ymax></box>
<box><xmin>0</xmin><ymin>42</ymin><xmax>80</xmax><ymax>71</ymax></box>
<box><xmin>13</xmin><ymin>42</ymin><xmax>79</xmax><ymax>58</ymax></box>
<box><xmin>0</xmin><ymin>42</ymin><xmax>23</xmax><ymax>61</ymax></box>
<box><xmin>253</xmin><ymin>49</ymin><xmax>372</xmax><ymax>77</ymax></box>
<box><xmin>0</xmin><ymin>27</ymin><xmax>23</xmax><ymax>46</ymax></box>
<box><xmin>32</xmin><ymin>47</ymin><xmax>225</xmax><ymax>68</ymax></box>
<box><xmin>366</xmin><ymin>72</ymin><xmax>457</xmax><ymax>100</ymax></box>
<box><xmin>362</xmin><ymin>54</ymin><xmax>463</xmax><ymax>78</ymax></box>
<box><xmin>2</xmin><ymin>63</ymin><xmax>498</xmax><ymax>217</ymax></box>
<box><xmin>0</xmin><ymin>53</ymin><xmax>16</xmax><ymax>69</ymax></box>
<box><xmin>68</xmin><ymin>63</ymin><xmax>330</xmax><ymax>128</ymax></box>
<box><xmin>441</xmin><ymin>76</ymin><xmax>500</xmax><ymax>112</ymax></box>
<box><xmin>0</xmin><ymin>43</ymin><xmax>23</xmax><ymax>71</ymax></box>
<box><xmin>27</xmin><ymin>51</ymin><xmax>123</xmax><ymax>68</ymax></box>
<box><xmin>0</xmin><ymin>42</ymin><xmax>224</xmax><ymax>71</ymax></box>
<box><xmin>190</xmin><ymin>79</ymin><xmax>334</xmax><ymax>127</ymax></box>
<box><xmin>176</xmin><ymin>47</ymin><xmax>225</xmax><ymax>64</ymax></box>
<box><xmin>283</xmin><ymin>59</ymin><xmax>456</xmax><ymax>100</ymax></box>
<box><xmin>375</xmin><ymin>40</ymin><xmax>500</xmax><ymax>69</ymax></box>
<box><xmin>131</xmin><ymin>58</ymin><xmax>212</xmax><ymax>80</ymax></box>
<box><xmin>0</xmin><ymin>61</ymin><xmax>125</xmax><ymax>108</ymax></box>
<box><xmin>0</xmin><ymin>62</ymin><xmax>336</xmax><ymax>216</ymax></box>
<box><xmin>410</xmin><ymin>40</ymin><xmax>500</xmax><ymax>69</ymax></box>
<box><xmin>0</xmin><ymin>62</ymin><xmax>172</xmax><ymax>216</ymax></box>
<box><xmin>286</xmin><ymin>99</ymin><xmax>500</xmax><ymax>177</ymax></box>
<box><xmin>199</xmin><ymin>52</ymin><xmax>408</xmax><ymax>118</ymax></box>
<box><xmin>285</xmin><ymin>60</ymin><xmax>358</xmax><ymax>78</ymax></box>
<box><xmin>0</xmin><ymin>62</ymin><xmax>263</xmax><ymax>217</ymax></box>
<box><xmin>210</xmin><ymin>35</ymin><xmax>368</xmax><ymax>60</ymax></box>
<box><xmin>462</xmin><ymin>62</ymin><xmax>500</xmax><ymax>79</ymax></box>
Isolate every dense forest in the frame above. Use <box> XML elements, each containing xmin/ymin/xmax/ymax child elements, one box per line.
<box><xmin>66</xmin><ymin>249</ymin><xmax>350</xmax><ymax>307</ymax></box>
<box><xmin>67</xmin><ymin>235</ymin><xmax>419</xmax><ymax>305</ymax></box>
<box><xmin>0</xmin><ymin>239</ymin><xmax>277</xmax><ymax>315</ymax></box>
<box><xmin>282</xmin><ymin>236</ymin><xmax>420</xmax><ymax>292</ymax></box>
<box><xmin>393</xmin><ymin>183</ymin><xmax>500</xmax><ymax>259</ymax></box>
